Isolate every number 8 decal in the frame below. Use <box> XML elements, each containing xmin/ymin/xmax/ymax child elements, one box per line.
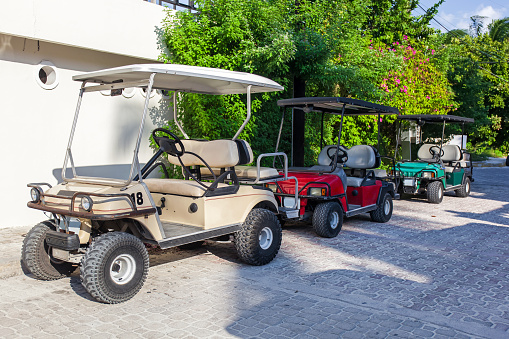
<box><xmin>136</xmin><ymin>192</ymin><xmax>143</xmax><ymax>205</ymax></box>
<box><xmin>130</xmin><ymin>192</ymin><xmax>144</xmax><ymax>205</ymax></box>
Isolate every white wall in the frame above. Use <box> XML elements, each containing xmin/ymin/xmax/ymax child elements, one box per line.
<box><xmin>0</xmin><ymin>0</ymin><xmax>168</xmax><ymax>61</ymax></box>
<box><xmin>0</xmin><ymin>36</ymin><xmax>172</xmax><ymax>228</ymax></box>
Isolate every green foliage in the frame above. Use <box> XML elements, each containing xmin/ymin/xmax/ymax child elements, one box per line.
<box><xmin>488</xmin><ymin>17</ymin><xmax>509</xmax><ymax>43</ymax></box>
<box><xmin>364</xmin><ymin>0</ymin><xmax>443</xmax><ymax>44</ymax></box>
<box><xmin>157</xmin><ymin>0</ymin><xmax>507</xmax><ymax>165</ymax></box>
<box><xmin>442</xmin><ymin>24</ymin><xmax>509</xmax><ymax>150</ymax></box>
<box><xmin>378</xmin><ymin>38</ymin><xmax>456</xmax><ymax>115</ymax></box>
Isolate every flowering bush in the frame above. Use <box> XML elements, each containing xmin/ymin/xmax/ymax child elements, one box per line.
<box><xmin>378</xmin><ymin>38</ymin><xmax>457</xmax><ymax>116</ymax></box>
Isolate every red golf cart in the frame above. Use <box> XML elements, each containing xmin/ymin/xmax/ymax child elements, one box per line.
<box><xmin>267</xmin><ymin>97</ymin><xmax>400</xmax><ymax>238</ymax></box>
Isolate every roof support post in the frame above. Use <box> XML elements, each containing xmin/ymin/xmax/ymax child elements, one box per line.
<box><xmin>331</xmin><ymin>103</ymin><xmax>346</xmax><ymax>171</ymax></box>
<box><xmin>233</xmin><ymin>85</ymin><xmax>252</xmax><ymax>140</ymax></box>
<box><xmin>128</xmin><ymin>73</ymin><xmax>156</xmax><ymax>184</ymax></box>
<box><xmin>320</xmin><ymin>111</ymin><xmax>324</xmax><ymax>150</ymax></box>
<box><xmin>173</xmin><ymin>91</ymin><xmax>189</xmax><ymax>139</ymax></box>
<box><xmin>273</xmin><ymin>108</ymin><xmax>286</xmax><ymax>167</ymax></box>
<box><xmin>439</xmin><ymin>119</ymin><xmax>446</xmax><ymax>155</ymax></box>
<box><xmin>62</xmin><ymin>82</ymin><xmax>87</xmax><ymax>182</ymax></box>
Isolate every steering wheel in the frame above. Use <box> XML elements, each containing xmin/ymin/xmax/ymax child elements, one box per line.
<box><xmin>327</xmin><ymin>145</ymin><xmax>349</xmax><ymax>164</ymax></box>
<box><xmin>152</xmin><ymin>128</ymin><xmax>185</xmax><ymax>157</ymax></box>
<box><xmin>429</xmin><ymin>146</ymin><xmax>444</xmax><ymax>159</ymax></box>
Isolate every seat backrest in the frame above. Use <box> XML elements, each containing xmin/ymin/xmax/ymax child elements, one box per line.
<box><xmin>317</xmin><ymin>145</ymin><xmax>338</xmax><ymax>166</ymax></box>
<box><xmin>344</xmin><ymin>145</ymin><xmax>378</xmax><ymax>169</ymax></box>
<box><xmin>417</xmin><ymin>144</ymin><xmax>436</xmax><ymax>160</ymax></box>
<box><xmin>166</xmin><ymin>139</ymin><xmax>253</xmax><ymax>168</ymax></box>
<box><xmin>442</xmin><ymin>144</ymin><xmax>462</xmax><ymax>162</ymax></box>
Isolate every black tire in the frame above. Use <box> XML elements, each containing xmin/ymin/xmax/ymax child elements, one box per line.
<box><xmin>427</xmin><ymin>181</ymin><xmax>444</xmax><ymax>204</ymax></box>
<box><xmin>234</xmin><ymin>208</ymin><xmax>282</xmax><ymax>266</ymax></box>
<box><xmin>312</xmin><ymin>202</ymin><xmax>343</xmax><ymax>238</ymax></box>
<box><xmin>21</xmin><ymin>221</ymin><xmax>77</xmax><ymax>280</ymax></box>
<box><xmin>370</xmin><ymin>193</ymin><xmax>393</xmax><ymax>223</ymax></box>
<box><xmin>455</xmin><ymin>177</ymin><xmax>471</xmax><ymax>197</ymax></box>
<box><xmin>80</xmin><ymin>232</ymin><xmax>149</xmax><ymax>304</ymax></box>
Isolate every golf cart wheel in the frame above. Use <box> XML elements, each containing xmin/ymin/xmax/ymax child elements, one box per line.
<box><xmin>21</xmin><ymin>221</ymin><xmax>77</xmax><ymax>280</ymax></box>
<box><xmin>427</xmin><ymin>181</ymin><xmax>444</xmax><ymax>204</ymax></box>
<box><xmin>455</xmin><ymin>177</ymin><xmax>471</xmax><ymax>198</ymax></box>
<box><xmin>312</xmin><ymin>202</ymin><xmax>343</xmax><ymax>238</ymax></box>
<box><xmin>80</xmin><ymin>232</ymin><xmax>149</xmax><ymax>304</ymax></box>
<box><xmin>234</xmin><ymin>208</ymin><xmax>282</xmax><ymax>266</ymax></box>
<box><xmin>370</xmin><ymin>193</ymin><xmax>393</xmax><ymax>223</ymax></box>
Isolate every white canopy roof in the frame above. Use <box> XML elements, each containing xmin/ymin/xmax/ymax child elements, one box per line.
<box><xmin>72</xmin><ymin>64</ymin><xmax>284</xmax><ymax>95</ymax></box>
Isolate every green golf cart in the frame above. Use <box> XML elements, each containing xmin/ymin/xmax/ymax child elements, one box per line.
<box><xmin>393</xmin><ymin>114</ymin><xmax>474</xmax><ymax>204</ymax></box>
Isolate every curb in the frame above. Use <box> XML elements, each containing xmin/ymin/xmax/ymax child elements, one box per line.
<box><xmin>472</xmin><ymin>157</ymin><xmax>507</xmax><ymax>168</ymax></box>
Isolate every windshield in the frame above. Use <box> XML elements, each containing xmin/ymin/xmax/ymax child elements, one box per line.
<box><xmin>64</xmin><ymin>86</ymin><xmax>166</xmax><ymax>182</ymax></box>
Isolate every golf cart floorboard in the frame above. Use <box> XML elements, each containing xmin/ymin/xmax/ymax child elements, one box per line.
<box><xmin>161</xmin><ymin>222</ymin><xmax>204</xmax><ymax>238</ymax></box>
<box><xmin>158</xmin><ymin>222</ymin><xmax>241</xmax><ymax>249</ymax></box>
<box><xmin>444</xmin><ymin>184</ymin><xmax>462</xmax><ymax>191</ymax></box>
<box><xmin>346</xmin><ymin>204</ymin><xmax>377</xmax><ymax>217</ymax></box>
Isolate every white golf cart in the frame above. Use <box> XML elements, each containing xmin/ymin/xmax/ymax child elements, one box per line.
<box><xmin>22</xmin><ymin>64</ymin><xmax>297</xmax><ymax>304</ymax></box>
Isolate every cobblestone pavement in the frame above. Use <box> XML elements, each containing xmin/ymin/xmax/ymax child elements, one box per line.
<box><xmin>0</xmin><ymin>167</ymin><xmax>508</xmax><ymax>338</ymax></box>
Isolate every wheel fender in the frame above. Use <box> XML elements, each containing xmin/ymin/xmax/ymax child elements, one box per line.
<box><xmin>377</xmin><ymin>181</ymin><xmax>395</xmax><ymax>205</ymax></box>
<box><xmin>239</xmin><ymin>194</ymin><xmax>278</xmax><ymax>223</ymax></box>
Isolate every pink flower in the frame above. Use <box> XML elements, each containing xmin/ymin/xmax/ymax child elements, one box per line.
<box><xmin>431</xmin><ymin>50</ymin><xmax>435</xmax><ymax>55</ymax></box>
<box><xmin>426</xmin><ymin>58</ymin><xmax>429</xmax><ymax>62</ymax></box>
<box><xmin>403</xmin><ymin>35</ymin><xmax>408</xmax><ymax>40</ymax></box>
<box><xmin>426</xmin><ymin>96</ymin><xmax>430</xmax><ymax>99</ymax></box>
<box><xmin>395</xmin><ymin>79</ymin><xmax>401</xmax><ymax>84</ymax></box>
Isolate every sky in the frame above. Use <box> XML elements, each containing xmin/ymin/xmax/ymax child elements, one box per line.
<box><xmin>416</xmin><ymin>0</ymin><xmax>508</xmax><ymax>33</ymax></box>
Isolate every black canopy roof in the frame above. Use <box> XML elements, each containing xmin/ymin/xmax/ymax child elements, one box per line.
<box><xmin>398</xmin><ymin>114</ymin><xmax>474</xmax><ymax>123</ymax></box>
<box><xmin>277</xmin><ymin>97</ymin><xmax>399</xmax><ymax>116</ymax></box>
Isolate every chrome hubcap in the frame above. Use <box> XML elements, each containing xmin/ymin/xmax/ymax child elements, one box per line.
<box><xmin>110</xmin><ymin>254</ymin><xmax>136</xmax><ymax>285</ymax></box>
<box><xmin>329</xmin><ymin>211</ymin><xmax>339</xmax><ymax>229</ymax></box>
<box><xmin>439</xmin><ymin>186</ymin><xmax>443</xmax><ymax>199</ymax></box>
<box><xmin>259</xmin><ymin>227</ymin><xmax>273</xmax><ymax>250</ymax></box>
<box><xmin>384</xmin><ymin>199</ymin><xmax>391</xmax><ymax>215</ymax></box>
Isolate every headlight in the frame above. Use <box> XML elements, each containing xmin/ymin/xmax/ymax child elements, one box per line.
<box><xmin>422</xmin><ymin>171</ymin><xmax>435</xmax><ymax>179</ymax></box>
<box><xmin>264</xmin><ymin>184</ymin><xmax>277</xmax><ymax>192</ymax></box>
<box><xmin>30</xmin><ymin>187</ymin><xmax>41</xmax><ymax>203</ymax></box>
<box><xmin>81</xmin><ymin>196</ymin><xmax>93</xmax><ymax>212</ymax></box>
<box><xmin>308</xmin><ymin>187</ymin><xmax>326</xmax><ymax>196</ymax></box>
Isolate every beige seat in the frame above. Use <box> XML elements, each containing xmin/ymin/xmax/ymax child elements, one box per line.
<box><xmin>201</xmin><ymin>166</ymin><xmax>279</xmax><ymax>179</ymax></box>
<box><xmin>146</xmin><ymin>139</ymin><xmax>249</xmax><ymax>197</ymax></box>
<box><xmin>442</xmin><ymin>144</ymin><xmax>471</xmax><ymax>171</ymax></box>
<box><xmin>144</xmin><ymin>178</ymin><xmax>229</xmax><ymax>197</ymax></box>
<box><xmin>344</xmin><ymin>145</ymin><xmax>379</xmax><ymax>187</ymax></box>
<box><xmin>191</xmin><ymin>139</ymin><xmax>280</xmax><ymax>181</ymax></box>
<box><xmin>417</xmin><ymin>144</ymin><xmax>438</xmax><ymax>161</ymax></box>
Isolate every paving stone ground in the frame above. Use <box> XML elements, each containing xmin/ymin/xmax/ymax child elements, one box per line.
<box><xmin>0</xmin><ymin>167</ymin><xmax>508</xmax><ymax>338</ymax></box>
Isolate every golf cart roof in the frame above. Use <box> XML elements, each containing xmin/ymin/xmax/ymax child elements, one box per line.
<box><xmin>398</xmin><ymin>114</ymin><xmax>474</xmax><ymax>123</ymax></box>
<box><xmin>277</xmin><ymin>97</ymin><xmax>399</xmax><ymax>116</ymax></box>
<box><xmin>72</xmin><ymin>64</ymin><xmax>284</xmax><ymax>95</ymax></box>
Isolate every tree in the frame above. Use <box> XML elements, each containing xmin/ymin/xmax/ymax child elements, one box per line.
<box><xmin>488</xmin><ymin>17</ymin><xmax>509</xmax><ymax>43</ymax></box>
<box><xmin>364</xmin><ymin>0</ymin><xmax>443</xmax><ymax>44</ymax></box>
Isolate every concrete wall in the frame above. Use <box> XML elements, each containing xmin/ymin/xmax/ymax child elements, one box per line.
<box><xmin>0</xmin><ymin>0</ymin><xmax>174</xmax><ymax>228</ymax></box>
<box><xmin>0</xmin><ymin>0</ymin><xmax>168</xmax><ymax>61</ymax></box>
